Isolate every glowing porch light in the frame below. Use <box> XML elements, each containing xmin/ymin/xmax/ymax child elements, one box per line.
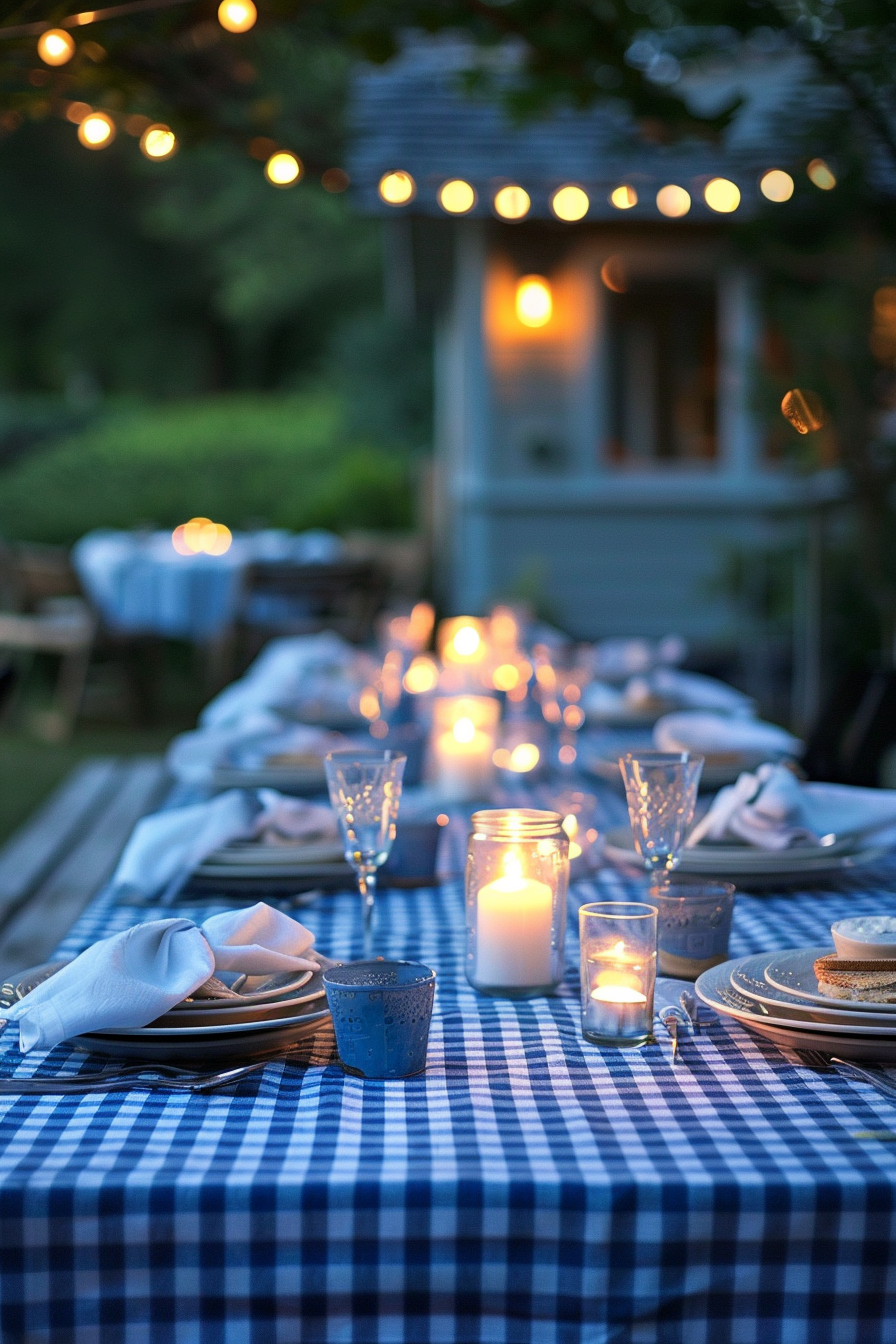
<box><xmin>494</xmin><ymin>185</ymin><xmax>530</xmax><ymax>220</ymax></box>
<box><xmin>439</xmin><ymin>179</ymin><xmax>476</xmax><ymax>214</ymax></box>
<box><xmin>704</xmin><ymin>178</ymin><xmax>740</xmax><ymax>213</ymax></box>
<box><xmin>656</xmin><ymin>184</ymin><xmax>690</xmax><ymax>217</ymax></box>
<box><xmin>550</xmin><ymin>184</ymin><xmax>589</xmax><ymax>221</ymax></box>
<box><xmin>218</xmin><ymin>0</ymin><xmax>257</xmax><ymax>32</ymax></box>
<box><xmin>760</xmin><ymin>169</ymin><xmax>794</xmax><ymax>202</ymax></box>
<box><xmin>140</xmin><ymin>124</ymin><xmax>177</xmax><ymax>160</ymax></box>
<box><xmin>807</xmin><ymin>158</ymin><xmax>836</xmax><ymax>190</ymax></box>
<box><xmin>610</xmin><ymin>184</ymin><xmax>637</xmax><ymax>210</ymax></box>
<box><xmin>78</xmin><ymin>112</ymin><xmax>115</xmax><ymax>148</ymax></box>
<box><xmin>379</xmin><ymin>171</ymin><xmax>415</xmax><ymax>205</ymax></box>
<box><xmin>265</xmin><ymin>151</ymin><xmax>301</xmax><ymax>186</ymax></box>
<box><xmin>38</xmin><ymin>29</ymin><xmax>75</xmax><ymax>66</ymax></box>
<box><xmin>515</xmin><ymin>276</ymin><xmax>552</xmax><ymax>328</ymax></box>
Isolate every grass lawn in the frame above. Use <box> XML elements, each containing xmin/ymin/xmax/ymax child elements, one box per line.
<box><xmin>0</xmin><ymin>725</ymin><xmax>177</xmax><ymax>846</ymax></box>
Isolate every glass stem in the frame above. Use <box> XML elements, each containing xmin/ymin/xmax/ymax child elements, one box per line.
<box><xmin>357</xmin><ymin>866</ymin><xmax>377</xmax><ymax>958</ymax></box>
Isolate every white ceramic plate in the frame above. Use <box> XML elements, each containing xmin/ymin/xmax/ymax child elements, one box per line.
<box><xmin>605</xmin><ymin>827</ymin><xmax>887</xmax><ymax>881</ymax></box>
<box><xmin>764</xmin><ymin>947</ymin><xmax>896</xmax><ymax>1012</ymax></box>
<box><xmin>730</xmin><ymin>954</ymin><xmax>896</xmax><ymax>1026</ymax></box>
<box><xmin>171</xmin><ymin>966</ymin><xmax>314</xmax><ymax>1008</ymax></box>
<box><xmin>202</xmin><ymin>841</ymin><xmax>345</xmax><ymax>867</ymax></box>
<box><xmin>158</xmin><ymin>981</ymin><xmax>326</xmax><ymax>1027</ymax></box>
<box><xmin>698</xmin><ymin>958</ymin><xmax>896</xmax><ymax>1037</ymax></box>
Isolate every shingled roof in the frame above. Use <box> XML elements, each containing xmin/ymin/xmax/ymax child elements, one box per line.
<box><xmin>347</xmin><ymin>35</ymin><xmax>841</xmax><ymax>223</ymax></box>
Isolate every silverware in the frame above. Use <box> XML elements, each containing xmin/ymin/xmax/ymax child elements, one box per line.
<box><xmin>659</xmin><ymin>1007</ymin><xmax>688</xmax><ymax>1064</ymax></box>
<box><xmin>0</xmin><ymin>1052</ymin><xmax>309</xmax><ymax>1096</ymax></box>
<box><xmin>680</xmin><ymin>990</ymin><xmax>700</xmax><ymax>1035</ymax></box>
<box><xmin>795</xmin><ymin>1049</ymin><xmax>896</xmax><ymax>1103</ymax></box>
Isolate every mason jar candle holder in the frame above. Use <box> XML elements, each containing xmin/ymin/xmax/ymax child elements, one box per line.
<box><xmin>579</xmin><ymin>902</ymin><xmax>657</xmax><ymax>1047</ymax></box>
<box><xmin>465</xmin><ymin>808</ymin><xmax>569</xmax><ymax>998</ymax></box>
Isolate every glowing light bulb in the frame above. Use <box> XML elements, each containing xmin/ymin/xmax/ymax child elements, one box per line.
<box><xmin>217</xmin><ymin>0</ymin><xmax>257</xmax><ymax>32</ymax></box>
<box><xmin>610</xmin><ymin>184</ymin><xmax>637</xmax><ymax>210</ymax></box>
<box><xmin>494</xmin><ymin>184</ymin><xmax>530</xmax><ymax>221</ymax></box>
<box><xmin>515</xmin><ymin>276</ymin><xmax>552</xmax><ymax>328</ymax></box>
<box><xmin>78</xmin><ymin>112</ymin><xmax>115</xmax><ymax>148</ymax></box>
<box><xmin>265</xmin><ymin>151</ymin><xmax>301</xmax><ymax>187</ymax></box>
<box><xmin>656</xmin><ymin>184</ymin><xmax>690</xmax><ymax>217</ymax></box>
<box><xmin>378</xmin><ymin>171</ymin><xmax>415</xmax><ymax>205</ymax></box>
<box><xmin>140</xmin><ymin>124</ymin><xmax>176</xmax><ymax>160</ymax></box>
<box><xmin>760</xmin><ymin>169</ymin><xmax>794</xmax><ymax>202</ymax></box>
<box><xmin>781</xmin><ymin>388</ymin><xmax>825</xmax><ymax>434</ymax></box>
<box><xmin>807</xmin><ymin>158</ymin><xmax>836</xmax><ymax>190</ymax></box>
<box><xmin>438</xmin><ymin>179</ymin><xmax>476</xmax><ymax>214</ymax></box>
<box><xmin>453</xmin><ymin>717</ymin><xmax>476</xmax><ymax>744</ymax></box>
<box><xmin>704</xmin><ymin>177</ymin><xmax>740</xmax><ymax>213</ymax></box>
<box><xmin>550</xmin><ymin>184</ymin><xmax>589</xmax><ymax>222</ymax></box>
<box><xmin>37</xmin><ymin>29</ymin><xmax>75</xmax><ymax>66</ymax></box>
<box><xmin>452</xmin><ymin>626</ymin><xmax>481</xmax><ymax>658</ymax></box>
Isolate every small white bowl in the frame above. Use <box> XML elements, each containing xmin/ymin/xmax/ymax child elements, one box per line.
<box><xmin>832</xmin><ymin>916</ymin><xmax>896</xmax><ymax>960</ymax></box>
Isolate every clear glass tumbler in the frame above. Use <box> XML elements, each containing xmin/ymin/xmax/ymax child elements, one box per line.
<box><xmin>579</xmin><ymin>902</ymin><xmax>657</xmax><ymax>1047</ymax></box>
<box><xmin>647</xmin><ymin>877</ymin><xmax>736</xmax><ymax>979</ymax></box>
<box><xmin>465</xmin><ymin>808</ymin><xmax>568</xmax><ymax>998</ymax></box>
<box><xmin>324</xmin><ymin>749</ymin><xmax>406</xmax><ymax>957</ymax></box>
<box><xmin>619</xmin><ymin>750</ymin><xmax>703</xmax><ymax>873</ymax></box>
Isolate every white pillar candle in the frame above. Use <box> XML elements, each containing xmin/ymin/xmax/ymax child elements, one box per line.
<box><xmin>475</xmin><ymin>855</ymin><xmax>553</xmax><ymax>987</ymax></box>
<box><xmin>432</xmin><ymin>716</ymin><xmax>495</xmax><ymax>801</ymax></box>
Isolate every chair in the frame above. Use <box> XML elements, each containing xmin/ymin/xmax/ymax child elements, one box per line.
<box><xmin>238</xmin><ymin>558</ymin><xmax>388</xmax><ymax>653</ymax></box>
<box><xmin>0</xmin><ymin>543</ymin><xmax>97</xmax><ymax>740</ymax></box>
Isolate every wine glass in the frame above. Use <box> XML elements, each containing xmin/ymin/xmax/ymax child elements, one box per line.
<box><xmin>324</xmin><ymin>749</ymin><xmax>406</xmax><ymax>957</ymax></box>
<box><xmin>618</xmin><ymin>751</ymin><xmax>703</xmax><ymax>874</ymax></box>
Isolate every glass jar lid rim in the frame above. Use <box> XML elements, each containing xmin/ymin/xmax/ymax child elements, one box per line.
<box><xmin>471</xmin><ymin>807</ymin><xmax>563</xmax><ymax>836</ymax></box>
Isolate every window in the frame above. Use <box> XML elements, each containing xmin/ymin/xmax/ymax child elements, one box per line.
<box><xmin>605</xmin><ymin>281</ymin><xmax>717</xmax><ymax>464</ymax></box>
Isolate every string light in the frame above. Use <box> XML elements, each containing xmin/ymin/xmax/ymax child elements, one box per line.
<box><xmin>37</xmin><ymin>29</ymin><xmax>75</xmax><ymax>65</ymax></box>
<box><xmin>610</xmin><ymin>184</ymin><xmax>637</xmax><ymax>210</ymax></box>
<box><xmin>140</xmin><ymin>123</ymin><xmax>176</xmax><ymax>159</ymax></box>
<box><xmin>78</xmin><ymin>111</ymin><xmax>115</xmax><ymax>148</ymax></box>
<box><xmin>704</xmin><ymin>178</ymin><xmax>740</xmax><ymax>213</ymax></box>
<box><xmin>656</xmin><ymin>184</ymin><xmax>690</xmax><ymax>217</ymax></box>
<box><xmin>515</xmin><ymin>276</ymin><xmax>552</xmax><ymax>328</ymax></box>
<box><xmin>217</xmin><ymin>0</ymin><xmax>256</xmax><ymax>32</ymax></box>
<box><xmin>378</xmin><ymin>171</ymin><xmax>415</xmax><ymax>205</ymax></box>
<box><xmin>265</xmin><ymin>151</ymin><xmax>301</xmax><ymax>186</ymax></box>
<box><xmin>807</xmin><ymin>158</ymin><xmax>836</xmax><ymax>190</ymax></box>
<box><xmin>493</xmin><ymin>184</ymin><xmax>530</xmax><ymax>221</ymax></box>
<box><xmin>438</xmin><ymin>179</ymin><xmax>476</xmax><ymax>214</ymax></box>
<box><xmin>760</xmin><ymin>169</ymin><xmax>794</xmax><ymax>202</ymax></box>
<box><xmin>550</xmin><ymin>184</ymin><xmax>589</xmax><ymax>221</ymax></box>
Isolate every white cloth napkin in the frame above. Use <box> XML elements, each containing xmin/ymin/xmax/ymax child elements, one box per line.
<box><xmin>110</xmin><ymin>790</ymin><xmax>337</xmax><ymax>902</ymax></box>
<box><xmin>7</xmin><ymin>903</ymin><xmax>318</xmax><ymax>1052</ymax></box>
<box><xmin>166</xmin><ymin>715</ymin><xmax>342</xmax><ymax>788</ymax></box>
<box><xmin>686</xmin><ymin>763</ymin><xmax>896</xmax><ymax>850</ymax></box>
<box><xmin>647</xmin><ymin>668</ymin><xmax>755</xmax><ymax>715</ymax></box>
<box><xmin>654</xmin><ymin>711</ymin><xmax>801</xmax><ymax>758</ymax></box>
<box><xmin>200</xmin><ymin>632</ymin><xmax>373</xmax><ymax>729</ymax></box>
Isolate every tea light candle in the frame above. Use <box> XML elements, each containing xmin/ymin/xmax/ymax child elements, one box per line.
<box><xmin>476</xmin><ymin>853</ymin><xmax>553</xmax><ymax>987</ymax></box>
<box><xmin>587</xmin><ymin>982</ymin><xmax>649</xmax><ymax>1038</ymax></box>
<box><xmin>579</xmin><ymin>904</ymin><xmax>657</xmax><ymax>1048</ymax></box>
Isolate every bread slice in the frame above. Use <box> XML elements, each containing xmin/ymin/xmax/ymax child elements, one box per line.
<box><xmin>814</xmin><ymin>954</ymin><xmax>896</xmax><ymax>1003</ymax></box>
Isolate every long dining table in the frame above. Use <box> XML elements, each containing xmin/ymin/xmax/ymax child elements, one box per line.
<box><xmin>0</xmin><ymin>776</ymin><xmax>895</xmax><ymax>1343</ymax></box>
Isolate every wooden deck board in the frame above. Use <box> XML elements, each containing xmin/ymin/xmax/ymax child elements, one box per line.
<box><xmin>0</xmin><ymin>756</ymin><xmax>169</xmax><ymax>980</ymax></box>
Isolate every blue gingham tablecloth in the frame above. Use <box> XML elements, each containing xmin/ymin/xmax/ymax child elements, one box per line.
<box><xmin>2</xmin><ymin>861</ymin><xmax>896</xmax><ymax>1342</ymax></box>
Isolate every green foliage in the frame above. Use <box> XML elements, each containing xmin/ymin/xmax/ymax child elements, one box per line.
<box><xmin>0</xmin><ymin>393</ymin><xmax>413</xmax><ymax>544</ymax></box>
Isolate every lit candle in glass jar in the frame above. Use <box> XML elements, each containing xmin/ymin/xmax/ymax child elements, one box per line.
<box><xmin>579</xmin><ymin>905</ymin><xmax>657</xmax><ymax>1047</ymax></box>
<box><xmin>429</xmin><ymin>695</ymin><xmax>499</xmax><ymax>802</ymax></box>
<box><xmin>476</xmin><ymin>850</ymin><xmax>553</xmax><ymax>988</ymax></box>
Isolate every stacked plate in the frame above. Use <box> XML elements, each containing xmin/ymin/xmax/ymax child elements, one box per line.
<box><xmin>696</xmin><ymin>948</ymin><xmax>896</xmax><ymax>1061</ymax></box>
<box><xmin>7</xmin><ymin>957</ymin><xmax>335</xmax><ymax>1064</ymax></box>
<box><xmin>193</xmin><ymin>837</ymin><xmax>353</xmax><ymax>891</ymax></box>
<box><xmin>604</xmin><ymin>828</ymin><xmax>887</xmax><ymax>884</ymax></box>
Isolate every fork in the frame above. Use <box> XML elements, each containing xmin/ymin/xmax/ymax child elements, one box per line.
<box><xmin>0</xmin><ymin>1052</ymin><xmax>311</xmax><ymax>1096</ymax></box>
<box><xmin>794</xmin><ymin>1050</ymin><xmax>896</xmax><ymax>1103</ymax></box>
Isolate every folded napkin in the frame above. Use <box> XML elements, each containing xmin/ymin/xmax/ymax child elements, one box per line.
<box><xmin>686</xmin><ymin>763</ymin><xmax>896</xmax><ymax>850</ymax></box>
<box><xmin>200</xmin><ymin>632</ymin><xmax>375</xmax><ymax>730</ymax></box>
<box><xmin>654</xmin><ymin>711</ymin><xmax>801</xmax><ymax>759</ymax></box>
<box><xmin>167</xmin><ymin>716</ymin><xmax>343</xmax><ymax>788</ymax></box>
<box><xmin>7</xmin><ymin>903</ymin><xmax>318</xmax><ymax>1052</ymax></box>
<box><xmin>110</xmin><ymin>790</ymin><xmax>338</xmax><ymax>902</ymax></box>
<box><xmin>647</xmin><ymin>668</ymin><xmax>755</xmax><ymax>716</ymax></box>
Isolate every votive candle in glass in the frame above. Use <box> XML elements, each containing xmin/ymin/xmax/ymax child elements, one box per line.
<box><xmin>466</xmin><ymin>809</ymin><xmax>568</xmax><ymax>998</ymax></box>
<box><xmin>579</xmin><ymin>902</ymin><xmax>657</xmax><ymax>1047</ymax></box>
<box><xmin>429</xmin><ymin>694</ymin><xmax>500</xmax><ymax>801</ymax></box>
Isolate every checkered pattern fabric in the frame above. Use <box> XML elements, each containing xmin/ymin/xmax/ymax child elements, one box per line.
<box><xmin>1</xmin><ymin>828</ymin><xmax>896</xmax><ymax>1340</ymax></box>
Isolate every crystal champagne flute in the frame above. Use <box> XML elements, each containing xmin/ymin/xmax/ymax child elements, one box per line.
<box><xmin>324</xmin><ymin>749</ymin><xmax>406</xmax><ymax>957</ymax></box>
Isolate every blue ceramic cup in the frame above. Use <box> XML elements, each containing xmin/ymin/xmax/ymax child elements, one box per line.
<box><xmin>322</xmin><ymin>960</ymin><xmax>436</xmax><ymax>1078</ymax></box>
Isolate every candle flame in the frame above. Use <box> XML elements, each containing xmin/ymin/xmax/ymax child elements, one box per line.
<box><xmin>613</xmin><ymin>940</ymin><xmax>625</xmax><ymax>956</ymax></box>
<box><xmin>562</xmin><ymin>814</ymin><xmax>578</xmax><ymax>838</ymax></box>
<box><xmin>453</xmin><ymin>716</ymin><xmax>476</xmax><ymax>744</ymax></box>
<box><xmin>452</xmin><ymin>625</ymin><xmax>481</xmax><ymax>658</ymax></box>
<box><xmin>502</xmin><ymin>851</ymin><xmax>524</xmax><ymax>883</ymax></box>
